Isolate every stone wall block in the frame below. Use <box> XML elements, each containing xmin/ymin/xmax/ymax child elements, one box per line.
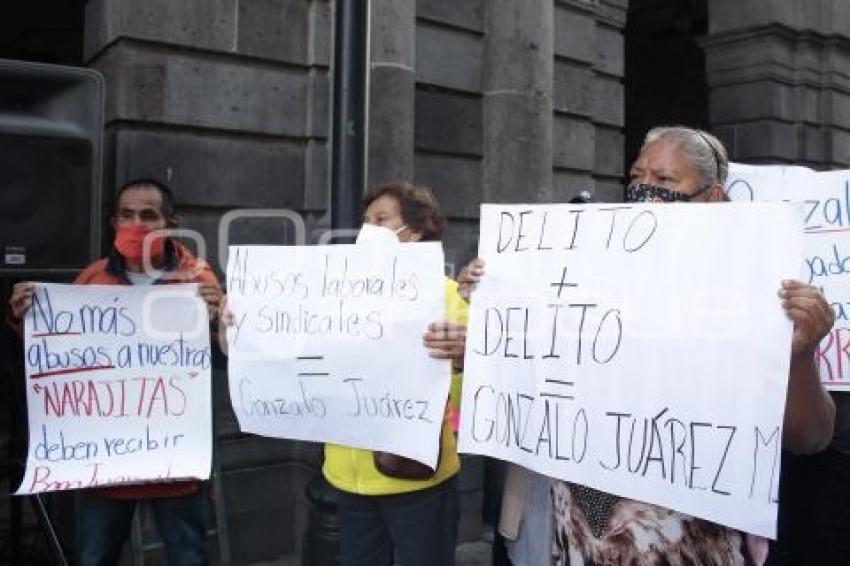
<box><xmin>415</xmin><ymin>90</ymin><xmax>483</xmax><ymax>156</ymax></box>
<box><xmin>416</xmin><ymin>0</ymin><xmax>483</xmax><ymax>32</ymax></box>
<box><xmin>594</xmin><ymin>125</ymin><xmax>624</xmax><ymax>177</ymax></box>
<box><xmin>595</xmin><ymin>24</ymin><xmax>624</xmax><ymax>77</ymax></box>
<box><xmin>84</xmin><ymin>0</ymin><xmax>236</xmax><ymax>61</ymax></box>
<box><xmin>112</xmin><ymin>128</ymin><xmax>306</xmax><ymax>209</ymax></box>
<box><xmin>592</xmin><ymin>75</ymin><xmax>624</xmax><ymax>126</ymax></box>
<box><xmin>92</xmin><ymin>43</ymin><xmax>309</xmax><ymax>136</ymax></box>
<box><xmin>369</xmin><ymin>66</ymin><xmax>416</xmax><ymax>184</ymax></box>
<box><xmin>416</xmin><ymin>23</ymin><xmax>483</xmax><ymax>92</ymax></box>
<box><xmin>554</xmin><ymin>5</ymin><xmax>596</xmax><ymax>63</ymax></box>
<box><xmin>237</xmin><ymin>0</ymin><xmax>311</xmax><ymax>64</ymax></box>
<box><xmin>552</xmin><ymin>115</ymin><xmax>595</xmax><ymax>170</ymax></box>
<box><xmin>553</xmin><ymin>61</ymin><xmax>594</xmax><ymax>116</ymax></box>
<box><xmin>414</xmin><ymin>153</ymin><xmax>482</xmax><ymax>218</ymax></box>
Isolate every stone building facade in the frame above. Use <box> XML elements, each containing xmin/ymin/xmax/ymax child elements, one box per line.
<box><xmin>74</xmin><ymin>4</ymin><xmax>630</xmax><ymax>557</ymax></box>
<box><xmin>2</xmin><ymin>0</ymin><xmax>850</xmax><ymax>563</ymax></box>
<box><xmin>703</xmin><ymin>0</ymin><xmax>850</xmax><ymax>168</ymax></box>
<box><xmin>82</xmin><ymin>0</ymin><xmax>630</xmax><ymax>274</ymax></box>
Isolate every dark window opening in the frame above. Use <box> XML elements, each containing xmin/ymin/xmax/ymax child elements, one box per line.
<box><xmin>624</xmin><ymin>0</ymin><xmax>710</xmax><ymax>179</ymax></box>
<box><xmin>0</xmin><ymin>1</ymin><xmax>86</xmax><ymax>66</ymax></box>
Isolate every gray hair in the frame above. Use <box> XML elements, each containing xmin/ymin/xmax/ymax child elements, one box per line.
<box><xmin>644</xmin><ymin>126</ymin><xmax>729</xmax><ymax>187</ymax></box>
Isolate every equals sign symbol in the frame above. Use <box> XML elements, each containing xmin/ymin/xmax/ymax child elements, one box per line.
<box><xmin>297</xmin><ymin>355</ymin><xmax>329</xmax><ymax>377</ymax></box>
<box><xmin>540</xmin><ymin>378</ymin><xmax>574</xmax><ymax>401</ymax></box>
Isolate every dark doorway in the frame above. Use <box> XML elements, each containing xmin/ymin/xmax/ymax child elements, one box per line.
<box><xmin>624</xmin><ymin>0</ymin><xmax>710</xmax><ymax>173</ymax></box>
<box><xmin>0</xmin><ymin>0</ymin><xmax>86</xmax><ymax>65</ymax></box>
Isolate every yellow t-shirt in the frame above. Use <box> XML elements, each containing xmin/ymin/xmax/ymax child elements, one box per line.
<box><xmin>323</xmin><ymin>278</ymin><xmax>468</xmax><ymax>495</ymax></box>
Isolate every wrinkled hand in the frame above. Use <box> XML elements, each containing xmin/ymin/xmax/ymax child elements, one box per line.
<box><xmin>9</xmin><ymin>282</ymin><xmax>35</xmax><ymax>320</ymax></box>
<box><xmin>779</xmin><ymin>280</ymin><xmax>834</xmax><ymax>356</ymax></box>
<box><xmin>424</xmin><ymin>321</ymin><xmax>467</xmax><ymax>370</ymax></box>
<box><xmin>198</xmin><ymin>283</ymin><xmax>222</xmax><ymax>322</ymax></box>
<box><xmin>457</xmin><ymin>258</ymin><xmax>485</xmax><ymax>302</ymax></box>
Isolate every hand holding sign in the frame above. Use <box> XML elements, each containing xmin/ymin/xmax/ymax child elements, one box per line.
<box><xmin>423</xmin><ymin>321</ymin><xmax>467</xmax><ymax>369</ymax></box>
<box><xmin>458</xmin><ymin>259</ymin><xmax>485</xmax><ymax>302</ymax></box>
<box><xmin>198</xmin><ymin>282</ymin><xmax>223</xmax><ymax>322</ymax></box>
<box><xmin>779</xmin><ymin>280</ymin><xmax>835</xmax><ymax>356</ymax></box>
<box><xmin>9</xmin><ymin>281</ymin><xmax>35</xmax><ymax>319</ymax></box>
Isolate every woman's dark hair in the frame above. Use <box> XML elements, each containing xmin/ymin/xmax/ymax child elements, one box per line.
<box><xmin>363</xmin><ymin>181</ymin><xmax>445</xmax><ymax>241</ymax></box>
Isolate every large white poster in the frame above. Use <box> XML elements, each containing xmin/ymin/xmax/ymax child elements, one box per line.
<box><xmin>226</xmin><ymin>243</ymin><xmax>448</xmax><ymax>467</ymax></box>
<box><xmin>18</xmin><ymin>283</ymin><xmax>212</xmax><ymax>494</ymax></box>
<box><xmin>458</xmin><ymin>203</ymin><xmax>802</xmax><ymax>538</ymax></box>
<box><xmin>727</xmin><ymin>163</ymin><xmax>850</xmax><ymax>390</ymax></box>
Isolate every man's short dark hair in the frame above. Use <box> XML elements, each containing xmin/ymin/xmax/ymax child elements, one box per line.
<box><xmin>115</xmin><ymin>178</ymin><xmax>176</xmax><ymax>218</ymax></box>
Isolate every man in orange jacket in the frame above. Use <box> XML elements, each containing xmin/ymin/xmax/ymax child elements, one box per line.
<box><xmin>8</xmin><ymin>178</ymin><xmax>222</xmax><ymax>565</ymax></box>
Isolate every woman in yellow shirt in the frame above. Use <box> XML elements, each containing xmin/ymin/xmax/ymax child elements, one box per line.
<box><xmin>323</xmin><ymin>181</ymin><xmax>468</xmax><ymax>566</ymax></box>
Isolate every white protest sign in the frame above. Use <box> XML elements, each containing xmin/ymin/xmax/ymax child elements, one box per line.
<box><xmin>727</xmin><ymin>163</ymin><xmax>850</xmax><ymax>390</ymax></box>
<box><xmin>458</xmin><ymin>203</ymin><xmax>802</xmax><ymax>539</ymax></box>
<box><xmin>226</xmin><ymin>243</ymin><xmax>447</xmax><ymax>467</ymax></box>
<box><xmin>18</xmin><ymin>283</ymin><xmax>212</xmax><ymax>494</ymax></box>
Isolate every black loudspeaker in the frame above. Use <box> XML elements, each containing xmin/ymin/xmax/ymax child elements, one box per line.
<box><xmin>0</xmin><ymin>58</ymin><xmax>104</xmax><ymax>276</ymax></box>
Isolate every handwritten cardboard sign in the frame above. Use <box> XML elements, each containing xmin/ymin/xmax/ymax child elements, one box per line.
<box><xmin>458</xmin><ymin>203</ymin><xmax>802</xmax><ymax>538</ymax></box>
<box><xmin>226</xmin><ymin>243</ymin><xmax>447</xmax><ymax>467</ymax></box>
<box><xmin>17</xmin><ymin>283</ymin><xmax>212</xmax><ymax>494</ymax></box>
<box><xmin>727</xmin><ymin>163</ymin><xmax>850</xmax><ymax>390</ymax></box>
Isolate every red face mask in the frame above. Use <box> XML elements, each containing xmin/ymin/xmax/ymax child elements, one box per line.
<box><xmin>114</xmin><ymin>224</ymin><xmax>165</xmax><ymax>263</ymax></box>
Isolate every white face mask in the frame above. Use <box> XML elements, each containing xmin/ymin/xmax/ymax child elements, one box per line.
<box><xmin>355</xmin><ymin>223</ymin><xmax>407</xmax><ymax>245</ymax></box>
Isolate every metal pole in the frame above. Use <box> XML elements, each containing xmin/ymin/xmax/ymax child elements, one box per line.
<box><xmin>330</xmin><ymin>0</ymin><xmax>370</xmax><ymax>235</ymax></box>
<box><xmin>302</xmin><ymin>2</ymin><xmax>369</xmax><ymax>564</ymax></box>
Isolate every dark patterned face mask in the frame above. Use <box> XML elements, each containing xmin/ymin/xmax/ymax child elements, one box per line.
<box><xmin>626</xmin><ymin>183</ymin><xmax>710</xmax><ymax>203</ymax></box>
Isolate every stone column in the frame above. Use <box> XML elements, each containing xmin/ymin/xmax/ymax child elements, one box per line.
<box><xmin>553</xmin><ymin>0</ymin><xmax>628</xmax><ymax>203</ymax></box>
<box><xmin>367</xmin><ymin>0</ymin><xmax>416</xmax><ymax>186</ymax></box>
<box><xmin>482</xmin><ymin>0</ymin><xmax>554</xmax><ymax>202</ymax></box>
<box><xmin>703</xmin><ymin>0</ymin><xmax>850</xmax><ymax>168</ymax></box>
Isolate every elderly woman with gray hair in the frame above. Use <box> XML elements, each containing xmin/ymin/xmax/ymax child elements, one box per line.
<box><xmin>460</xmin><ymin>125</ymin><xmax>835</xmax><ymax>566</ymax></box>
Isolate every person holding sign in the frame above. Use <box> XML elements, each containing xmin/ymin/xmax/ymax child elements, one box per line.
<box><xmin>321</xmin><ymin>182</ymin><xmax>468</xmax><ymax>566</ymax></box>
<box><xmin>458</xmin><ymin>127</ymin><xmax>835</xmax><ymax>566</ymax></box>
<box><xmin>7</xmin><ymin>178</ymin><xmax>222</xmax><ymax>566</ymax></box>
<box><xmin>488</xmin><ymin>190</ymin><xmax>599</xmax><ymax>566</ymax></box>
